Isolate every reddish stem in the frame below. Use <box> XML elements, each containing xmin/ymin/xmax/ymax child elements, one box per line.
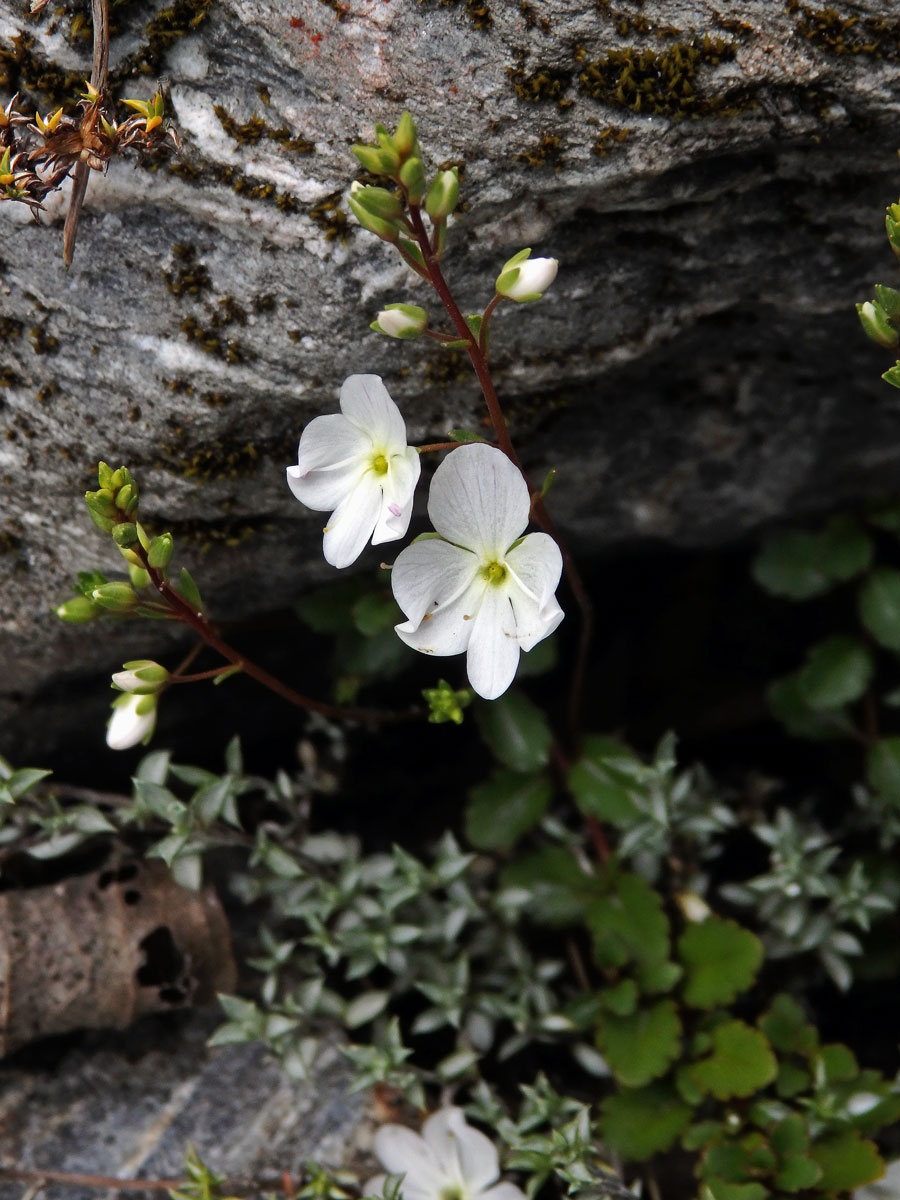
<box><xmin>405</xmin><ymin>205</ymin><xmax>594</xmax><ymax>751</ymax></box>
<box><xmin>135</xmin><ymin>551</ymin><xmax>418</xmax><ymax>725</ymax></box>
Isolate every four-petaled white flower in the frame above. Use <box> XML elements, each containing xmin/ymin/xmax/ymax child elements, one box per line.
<box><xmin>287</xmin><ymin>374</ymin><xmax>421</xmax><ymax>568</ymax></box>
<box><xmin>106</xmin><ymin>692</ymin><xmax>157</xmax><ymax>750</ymax></box>
<box><xmin>367</xmin><ymin>1107</ymin><xmax>526</xmax><ymax>1200</ymax></box>
<box><xmin>391</xmin><ymin>444</ymin><xmax>564</xmax><ymax>700</ymax></box>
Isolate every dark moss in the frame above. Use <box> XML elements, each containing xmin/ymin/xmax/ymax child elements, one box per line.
<box><xmin>424</xmin><ymin>349</ymin><xmax>469</xmax><ymax>386</ymax></box>
<box><xmin>36</xmin><ymin>381</ymin><xmax>60</xmax><ymax>403</ymax></box>
<box><xmin>113</xmin><ymin>0</ymin><xmax>213</xmax><ymax>81</ymax></box>
<box><xmin>515</xmin><ymin>132</ymin><xmax>563</xmax><ymax>168</ymax></box>
<box><xmin>169</xmin><ymin>156</ymin><xmax>301</xmax><ymax>212</ymax></box>
<box><xmin>507</xmin><ymin>57</ymin><xmax>573</xmax><ymax>106</ymax></box>
<box><xmin>577</xmin><ymin>36</ymin><xmax>746</xmax><ymax>119</ymax></box>
<box><xmin>257</xmin><ymin>84</ymin><xmax>272</xmax><ymax>106</ymax></box>
<box><xmin>157</xmin><ymin>438</ymin><xmax>262</xmax><ymax>483</ymax></box>
<box><xmin>0</xmin><ymin>523</ymin><xmax>23</xmax><ymax>554</ymax></box>
<box><xmin>0</xmin><ymin>368</ymin><xmax>23</xmax><ymax>387</ymax></box>
<box><xmin>520</xmin><ymin>2</ymin><xmax>550</xmax><ymax>34</ymax></box>
<box><xmin>786</xmin><ymin>3</ymin><xmax>900</xmax><ymax>60</ymax></box>
<box><xmin>164</xmin><ymin>243</ymin><xmax>212</xmax><ymax>299</ymax></box>
<box><xmin>591</xmin><ymin>125</ymin><xmax>631</xmax><ymax>156</ymax></box>
<box><xmin>212</xmin><ymin>296</ymin><xmax>247</xmax><ymax>328</ymax></box>
<box><xmin>309</xmin><ymin>191</ymin><xmax>347</xmax><ymax>241</ymax></box>
<box><xmin>213</xmin><ymin>104</ymin><xmax>266</xmax><ymax>146</ymax></box>
<box><xmin>253</xmin><ymin>293</ymin><xmax>276</xmax><ymax>313</ymax></box>
<box><xmin>0</xmin><ymin>317</ymin><xmax>24</xmax><ymax>340</ymax></box>
<box><xmin>179</xmin><ymin>314</ymin><xmax>223</xmax><ymax>357</ymax></box>
<box><xmin>29</xmin><ymin>324</ymin><xmax>58</xmax><ymax>355</ymax></box>
<box><xmin>317</xmin><ymin>0</ymin><xmax>351</xmax><ymax>20</ymax></box>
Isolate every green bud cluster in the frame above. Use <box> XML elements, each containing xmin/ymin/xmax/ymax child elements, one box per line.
<box><xmin>886</xmin><ymin>201</ymin><xmax>900</xmax><ymax>259</ymax></box>
<box><xmin>423</xmin><ymin>679</ymin><xmax>472</xmax><ymax>725</ymax></box>
<box><xmin>85</xmin><ymin>462</ymin><xmax>139</xmax><ymax>533</ymax></box>
<box><xmin>112</xmin><ymin>659</ymin><xmax>169</xmax><ymax>694</ymax></box>
<box><xmin>350</xmin><ymin>113</ymin><xmax>460</xmax><ymax>256</ymax></box>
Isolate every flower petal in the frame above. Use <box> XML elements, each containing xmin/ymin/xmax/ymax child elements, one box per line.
<box><xmin>287</xmin><ymin>459</ymin><xmax>364</xmax><ymax>513</ymax></box>
<box><xmin>480</xmin><ymin>1184</ymin><xmax>528</xmax><ymax>1200</ymax></box>
<box><xmin>322</xmin><ymin>471</ymin><xmax>384</xmax><ymax>568</ymax></box>
<box><xmin>422</xmin><ymin>1109</ymin><xmax>499</xmax><ymax>1192</ymax></box>
<box><xmin>505</xmin><ymin>533</ymin><xmax>564</xmax><ymax>651</ymax></box>
<box><xmin>340</xmin><ymin>374</ymin><xmax>407</xmax><ymax>450</ymax></box>
<box><xmin>372</xmin><ymin>446</ymin><xmax>422</xmax><ymax>545</ymax></box>
<box><xmin>374</xmin><ymin>1126</ymin><xmax>444</xmax><ymax>1190</ymax></box>
<box><xmin>295</xmin><ymin>412</ymin><xmax>371</xmax><ymax>474</ymax></box>
<box><xmin>392</xmin><ymin>538</ymin><xmax>479</xmax><ymax>627</ymax></box>
<box><xmin>466</xmin><ymin>582</ymin><xmax>520</xmax><ymax>700</ymax></box>
<box><xmin>428</xmin><ymin>445</ymin><xmax>529</xmax><ymax>558</ymax></box>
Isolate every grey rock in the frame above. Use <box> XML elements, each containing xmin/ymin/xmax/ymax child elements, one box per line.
<box><xmin>2</xmin><ymin>0</ymin><xmax>900</xmax><ymax>748</ymax></box>
<box><xmin>0</xmin><ymin>1014</ymin><xmax>372</xmax><ymax>1200</ymax></box>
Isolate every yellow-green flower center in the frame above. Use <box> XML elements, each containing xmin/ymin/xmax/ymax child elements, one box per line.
<box><xmin>440</xmin><ymin>1189</ymin><xmax>464</xmax><ymax>1200</ymax></box>
<box><xmin>482</xmin><ymin>560</ymin><xmax>507</xmax><ymax>586</ymax></box>
<box><xmin>371</xmin><ymin>454</ymin><xmax>389</xmax><ymax>475</ymax></box>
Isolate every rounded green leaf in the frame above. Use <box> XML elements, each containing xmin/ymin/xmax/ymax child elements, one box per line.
<box><xmin>597</xmin><ymin>999</ymin><xmax>682</xmax><ymax>1087</ymax></box>
<box><xmin>865</xmin><ymin>737</ymin><xmax>900</xmax><ymax>807</ymax></box>
<box><xmin>752</xmin><ymin>531</ymin><xmax>830</xmax><ymax>600</ymax></box>
<box><xmin>465</xmin><ymin>768</ymin><xmax>551</xmax><ymax>851</ymax></box>
<box><xmin>809</xmin><ymin>1131</ymin><xmax>884</xmax><ymax>1191</ymax></box>
<box><xmin>600</xmin><ymin>1083</ymin><xmax>691</xmax><ymax>1161</ymax></box>
<box><xmin>859</xmin><ymin>567</ymin><xmax>900</xmax><ymax>651</ymax></box>
<box><xmin>678</xmin><ymin>917</ymin><xmax>764</xmax><ymax>1009</ymax></box>
<box><xmin>767</xmin><ymin>673</ymin><xmax>852</xmax><ymax>741</ymax></box>
<box><xmin>774</xmin><ymin>1155</ymin><xmax>822</xmax><ymax>1192</ymax></box>
<box><xmin>759</xmin><ymin>994</ymin><xmax>818</xmax><ymax>1056</ymax></box>
<box><xmin>474</xmin><ymin>691</ymin><xmax>552</xmax><ymax>772</ymax></box>
<box><xmin>568</xmin><ymin>736</ymin><xmax>641</xmax><ymax>824</ymax></box>
<box><xmin>817</xmin><ymin>515</ymin><xmax>873</xmax><ymax>582</ymax></box>
<box><xmin>691</xmin><ymin>1021</ymin><xmax>777</xmax><ymax>1100</ymax></box>
<box><xmin>798</xmin><ymin>636</ymin><xmax>873</xmax><ymax>709</ymax></box>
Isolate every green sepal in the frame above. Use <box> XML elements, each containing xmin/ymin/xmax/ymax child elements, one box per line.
<box><xmin>399</xmin><ymin>156</ymin><xmax>426</xmax><ymax>204</ymax></box>
<box><xmin>348</xmin><ymin>193</ymin><xmax>401</xmax><ymax>242</ymax></box>
<box><xmin>392</xmin><ymin>110</ymin><xmax>418</xmax><ymax>159</ymax></box>
<box><xmin>448</xmin><ymin>428</ymin><xmax>490</xmax><ymax>444</ymax></box>
<box><xmin>176</xmin><ymin>567</ymin><xmax>204</xmax><ymax>613</ymax></box>
<box><xmin>129</xmin><ymin>564</ymin><xmax>151</xmax><ymax>590</ymax></box>
<box><xmin>352</xmin><ymin>142</ymin><xmax>397</xmax><ymax>176</ymax></box>
<box><xmin>857</xmin><ymin>300</ymin><xmax>898</xmax><ymax>348</ymax></box>
<box><xmin>147</xmin><ymin>532</ymin><xmax>174</xmax><ymax>570</ymax></box>
<box><xmin>425</xmin><ymin>168</ymin><xmax>459</xmax><ymax>221</ymax></box>
<box><xmin>398</xmin><ymin>237</ymin><xmax>426</xmax><ymax>270</ymax></box>
<box><xmin>55</xmin><ymin>595</ymin><xmax>99</xmax><ymax>623</ymax></box>
<box><xmin>875</xmin><ymin>282</ymin><xmax>900</xmax><ymax>320</ymax></box>
<box><xmin>90</xmin><ymin>581</ymin><xmax>139</xmax><ymax>613</ymax></box>
<box><xmin>882</xmin><ymin>362</ymin><xmax>900</xmax><ymax>389</ymax></box>
<box><xmin>85</xmin><ymin>488</ymin><xmax>119</xmax><ymax>532</ymax></box>
<box><xmin>352</xmin><ymin>184</ymin><xmax>405</xmax><ymax>221</ymax></box>
<box><xmin>112</xmin><ymin>522</ymin><xmax>139</xmax><ymax>549</ymax></box>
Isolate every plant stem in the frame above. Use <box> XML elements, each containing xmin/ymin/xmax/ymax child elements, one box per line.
<box><xmin>417</xmin><ymin>440</ymin><xmax>469</xmax><ymax>454</ymax></box>
<box><xmin>135</xmin><ymin>551</ymin><xmax>419</xmax><ymax>725</ymax></box>
<box><xmin>63</xmin><ymin>0</ymin><xmax>108</xmax><ymax>266</ymax></box>
<box><xmin>405</xmin><ymin>205</ymin><xmax>594</xmax><ymax>750</ymax></box>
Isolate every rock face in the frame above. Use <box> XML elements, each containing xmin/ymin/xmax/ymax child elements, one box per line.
<box><xmin>2</xmin><ymin>0</ymin><xmax>900</xmax><ymax>749</ymax></box>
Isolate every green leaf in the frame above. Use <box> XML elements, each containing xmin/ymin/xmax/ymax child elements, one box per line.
<box><xmin>568</xmin><ymin>736</ymin><xmax>641</xmax><ymax>824</ymax></box>
<box><xmin>448</xmin><ymin>427</ymin><xmax>490</xmax><ymax>444</ymax></box>
<box><xmin>597</xmin><ymin>999</ymin><xmax>681</xmax><ymax>1087</ymax></box>
<box><xmin>752</xmin><ymin>531</ymin><xmax>830</xmax><ymax>600</ymax></box>
<box><xmin>798</xmin><ymin>635</ymin><xmax>873</xmax><ymax>709</ymax></box>
<box><xmin>770</xmin><ymin>1115</ymin><xmax>808</xmax><ymax>1157</ymax></box>
<box><xmin>818</xmin><ymin>1042</ymin><xmax>858</xmax><ymax>1083</ymax></box>
<box><xmin>691</xmin><ymin>1021</ymin><xmax>777</xmax><ymax>1100</ymax></box>
<box><xmin>704</xmin><ymin>1181</ymin><xmax>769</xmax><ymax>1200</ymax></box>
<box><xmin>875</xmin><ymin>282</ymin><xmax>900</xmax><ymax>320</ymax></box>
<box><xmin>587</xmin><ymin>872</ymin><xmax>671</xmax><ymax>969</ymax></box>
<box><xmin>465</xmin><ymin>769</ymin><xmax>551</xmax><ymax>852</ymax></box>
<box><xmin>6</xmin><ymin>767</ymin><xmax>52</xmax><ymax>800</ymax></box>
<box><xmin>474</xmin><ymin>691</ymin><xmax>552</xmax><ymax>772</ymax></box>
<box><xmin>774</xmin><ymin>1155</ymin><xmax>822</xmax><ymax>1192</ymax></box>
<box><xmin>759</xmin><ymin>994</ymin><xmax>818</xmax><ymax>1056</ymax></box>
<box><xmin>602</xmin><ymin>978</ymin><xmax>639</xmax><ymax>1016</ymax></box>
<box><xmin>776</xmin><ymin>1062</ymin><xmax>811</xmax><ymax>1098</ymax></box>
<box><xmin>501</xmin><ymin>846</ymin><xmax>596</xmax><ymax>924</ymax></box>
<box><xmin>635</xmin><ymin>960</ymin><xmax>683</xmax><ymax>995</ymax></box>
<box><xmin>865</xmin><ymin>737</ymin><xmax>900</xmax><ymax>806</ymax></box>
<box><xmin>817</xmin><ymin>515</ymin><xmax>873</xmax><ymax>582</ymax></box>
<box><xmin>352</xmin><ymin>591</ymin><xmax>399</xmax><ymax>636</ymax></box>
<box><xmin>678</xmin><ymin>917</ymin><xmax>764</xmax><ymax>1009</ymax></box>
<box><xmin>767</xmin><ymin>673</ymin><xmax>853</xmax><ymax>740</ymax></box>
<box><xmin>809</xmin><ymin>1131</ymin><xmax>884</xmax><ymax>1191</ymax></box>
<box><xmin>600</xmin><ymin>1083</ymin><xmax>691</xmax><ymax>1161</ymax></box>
<box><xmin>882</xmin><ymin>362</ymin><xmax>900</xmax><ymax>389</ymax></box>
<box><xmin>859</xmin><ymin>566</ymin><xmax>900</xmax><ymax>651</ymax></box>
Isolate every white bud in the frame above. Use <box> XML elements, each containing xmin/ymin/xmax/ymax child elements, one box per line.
<box><xmin>111</xmin><ymin>659</ymin><xmax>169</xmax><ymax>694</ymax></box>
<box><xmin>674</xmin><ymin>891</ymin><xmax>712</xmax><ymax>923</ymax></box>
<box><xmin>496</xmin><ymin>249</ymin><xmax>558</xmax><ymax>303</ymax></box>
<box><xmin>371</xmin><ymin>303</ymin><xmax>428</xmax><ymax>339</ymax></box>
<box><xmin>106</xmin><ymin>692</ymin><xmax>157</xmax><ymax>750</ymax></box>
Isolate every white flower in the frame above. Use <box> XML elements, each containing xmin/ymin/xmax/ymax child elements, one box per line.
<box><xmin>495</xmin><ymin>249</ymin><xmax>558</xmax><ymax>303</ymax></box>
<box><xmin>391</xmin><ymin>444</ymin><xmax>563</xmax><ymax>700</ymax></box>
<box><xmin>111</xmin><ymin>659</ymin><xmax>169</xmax><ymax>694</ymax></box>
<box><xmin>287</xmin><ymin>374</ymin><xmax>421</xmax><ymax>568</ymax></box>
<box><xmin>367</xmin><ymin>1107</ymin><xmax>526</xmax><ymax>1200</ymax></box>
<box><xmin>106</xmin><ymin>693</ymin><xmax>157</xmax><ymax>750</ymax></box>
<box><xmin>372</xmin><ymin>304</ymin><xmax>428</xmax><ymax>339</ymax></box>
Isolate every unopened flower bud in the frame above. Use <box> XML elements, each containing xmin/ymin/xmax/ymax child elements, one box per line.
<box><xmin>147</xmin><ymin>532</ymin><xmax>174</xmax><ymax>569</ymax></box>
<box><xmin>348</xmin><ymin>191</ymin><xmax>401</xmax><ymax>243</ymax></box>
<box><xmin>857</xmin><ymin>300</ymin><xmax>898</xmax><ymax>349</ymax></box>
<box><xmin>91</xmin><ymin>581</ymin><xmax>140</xmax><ymax>613</ymax></box>
<box><xmin>350</xmin><ymin>181</ymin><xmax>405</xmax><ymax>221</ymax></box>
<box><xmin>371</xmin><ymin>303</ymin><xmax>428</xmax><ymax>339</ymax></box>
<box><xmin>393</xmin><ymin>111</ymin><xmax>418</xmax><ymax>160</ymax></box>
<box><xmin>425</xmin><ymin>168</ymin><xmax>459</xmax><ymax>222</ymax></box>
<box><xmin>129</xmin><ymin>564</ymin><xmax>151</xmax><ymax>590</ymax></box>
<box><xmin>399</xmin><ymin>156</ymin><xmax>426</xmax><ymax>205</ymax></box>
<box><xmin>107</xmin><ymin>692</ymin><xmax>157</xmax><ymax>750</ymax></box>
<box><xmin>352</xmin><ymin>143</ymin><xmax>396</xmax><ymax>176</ymax></box>
<box><xmin>112</xmin><ymin>522</ymin><xmax>139</xmax><ymax>548</ymax></box>
<box><xmin>55</xmin><ymin>595</ymin><xmax>98</xmax><ymax>624</ymax></box>
<box><xmin>496</xmin><ymin>249</ymin><xmax>558</xmax><ymax>303</ymax></box>
<box><xmin>112</xmin><ymin>659</ymin><xmax>169</xmax><ymax>694</ymax></box>
<box><xmin>84</xmin><ymin>488</ymin><xmax>119</xmax><ymax>533</ymax></box>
